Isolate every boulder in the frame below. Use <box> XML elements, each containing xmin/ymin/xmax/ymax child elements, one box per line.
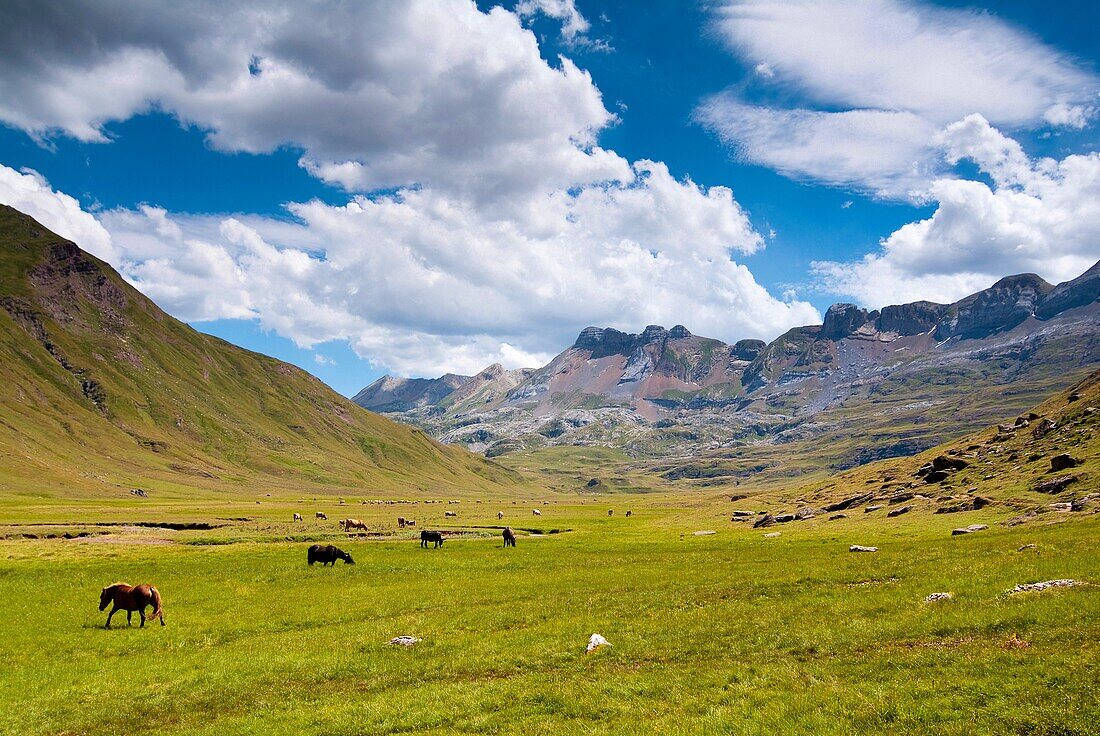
<box><xmin>774</xmin><ymin>513</ymin><xmax>797</xmax><ymax>523</ymax></box>
<box><xmin>753</xmin><ymin>514</ymin><xmax>776</xmax><ymax>529</ymax></box>
<box><xmin>1006</xmin><ymin>579</ymin><xmax>1080</xmax><ymax>594</ymax></box>
<box><xmin>1050</xmin><ymin>454</ymin><xmax>1079</xmax><ymax>472</ymax></box>
<box><xmin>1032</xmin><ymin>418</ymin><xmax>1057</xmax><ymax>439</ymax></box>
<box><xmin>924</xmin><ymin>470</ymin><xmax>950</xmax><ymax>483</ymax></box>
<box><xmin>1034</xmin><ymin>475</ymin><xmax>1078</xmax><ymax>494</ymax></box>
<box><xmin>864</xmin><ymin>505</ymin><xmax>883</xmax><ymax>513</ymax></box>
<box><xmin>692</xmin><ymin>530</ymin><xmax>716</xmax><ymax>536</ymax></box>
<box><xmin>932</xmin><ymin>455</ymin><xmax>969</xmax><ymax>472</ymax></box>
<box><xmin>828</xmin><ymin>513</ymin><xmax>847</xmax><ymax>520</ymax></box>
<box><xmin>823</xmin><ymin>493</ymin><xmax>874</xmax><ymax>512</ymax></box>
<box><xmin>951</xmin><ymin>524</ymin><xmax>988</xmax><ymax>536</ymax></box>
<box><xmin>887</xmin><ymin>506</ymin><xmax>911</xmax><ymax>517</ymax></box>
<box><xmin>794</xmin><ymin>507</ymin><xmax>818</xmax><ymax>520</ymax></box>
<box><xmin>387</xmin><ymin>635</ymin><xmax>422</xmax><ymax>647</ymax></box>
<box><xmin>972</xmin><ymin>496</ymin><xmax>993</xmax><ymax>510</ymax></box>
<box><xmin>849</xmin><ymin>545</ymin><xmax>878</xmax><ymax>552</ymax></box>
<box><xmin>763</xmin><ymin>531</ymin><xmax>781</xmax><ymax>538</ymax></box>
<box><xmin>924</xmin><ymin>592</ymin><xmax>953</xmax><ymax>603</ymax></box>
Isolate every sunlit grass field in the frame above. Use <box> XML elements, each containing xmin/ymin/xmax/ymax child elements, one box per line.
<box><xmin>1</xmin><ymin>496</ymin><xmax>1096</xmax><ymax>736</ymax></box>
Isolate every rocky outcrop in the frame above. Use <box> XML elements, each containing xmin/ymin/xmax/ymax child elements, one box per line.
<box><xmin>353</xmin><ymin>373</ymin><xmax>468</xmax><ymax>411</ymax></box>
<box><xmin>731</xmin><ymin>338</ymin><xmax>766</xmax><ymax>362</ymax></box>
<box><xmin>821</xmin><ymin>303</ymin><xmax>869</xmax><ymax>340</ymax></box>
<box><xmin>935</xmin><ymin>274</ymin><xmax>1053</xmax><ymax>340</ymax></box>
<box><xmin>876</xmin><ymin>301</ymin><xmax>947</xmax><ymax>336</ymax></box>
<box><xmin>1036</xmin><ymin>260</ymin><xmax>1100</xmax><ymax>319</ymax></box>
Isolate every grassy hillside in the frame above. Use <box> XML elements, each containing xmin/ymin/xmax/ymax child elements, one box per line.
<box><xmin>0</xmin><ymin>205</ymin><xmax>521</xmax><ymax>503</ymax></box>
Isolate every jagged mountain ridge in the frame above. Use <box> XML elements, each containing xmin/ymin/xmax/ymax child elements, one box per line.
<box><xmin>356</xmin><ymin>260</ymin><xmax>1100</xmax><ymax>471</ymax></box>
<box><xmin>0</xmin><ymin>204</ymin><xmax>518</xmax><ymax>497</ymax></box>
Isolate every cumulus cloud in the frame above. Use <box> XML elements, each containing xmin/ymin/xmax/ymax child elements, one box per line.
<box><xmin>0</xmin><ymin>0</ymin><xmax>622</xmax><ymax>202</ymax></box>
<box><xmin>813</xmin><ymin>116</ymin><xmax>1100</xmax><ymax>307</ymax></box>
<box><xmin>0</xmin><ymin>1</ymin><xmax>824</xmax><ymax>376</ymax></box>
<box><xmin>700</xmin><ymin>0</ymin><xmax>1099</xmax><ymax>198</ymax></box>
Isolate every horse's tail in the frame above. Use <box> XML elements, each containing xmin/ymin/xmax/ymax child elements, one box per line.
<box><xmin>149</xmin><ymin>586</ymin><xmax>165</xmax><ymax>625</ymax></box>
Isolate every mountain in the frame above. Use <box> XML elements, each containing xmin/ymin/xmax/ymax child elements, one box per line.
<box><xmin>0</xmin><ymin>205</ymin><xmax>518</xmax><ymax>499</ymax></box>
<box><xmin>356</xmin><ymin>261</ymin><xmax>1100</xmax><ymax>476</ymax></box>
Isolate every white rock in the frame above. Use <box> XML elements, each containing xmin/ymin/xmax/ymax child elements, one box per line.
<box><xmin>692</xmin><ymin>530</ymin><xmax>716</xmax><ymax>536</ymax></box>
<box><xmin>764</xmin><ymin>531</ymin><xmax>781</xmax><ymax>538</ymax></box>
<box><xmin>387</xmin><ymin>635</ymin><xmax>422</xmax><ymax>647</ymax></box>
<box><xmin>586</xmin><ymin>633</ymin><xmax>610</xmax><ymax>654</ymax></box>
<box><xmin>924</xmin><ymin>592</ymin><xmax>953</xmax><ymax>603</ymax></box>
<box><xmin>850</xmin><ymin>545</ymin><xmax>878</xmax><ymax>552</ymax></box>
<box><xmin>1007</xmin><ymin>579</ymin><xmax>1081</xmax><ymax>594</ymax></box>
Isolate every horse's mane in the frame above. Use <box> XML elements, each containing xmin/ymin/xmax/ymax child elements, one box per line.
<box><xmin>103</xmin><ymin>581</ymin><xmax>131</xmax><ymax>591</ymax></box>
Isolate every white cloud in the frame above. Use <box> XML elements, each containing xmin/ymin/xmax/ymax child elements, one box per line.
<box><xmin>711</xmin><ymin>0</ymin><xmax>1097</xmax><ymax>126</ymax></box>
<box><xmin>517</xmin><ymin>0</ymin><xmax>586</xmax><ymax>41</ymax></box>
<box><xmin>701</xmin><ymin>0</ymin><xmax>1099</xmax><ymax>198</ymax></box>
<box><xmin>813</xmin><ymin>116</ymin><xmax>1100</xmax><ymax>307</ymax></box>
<box><xmin>695</xmin><ymin>101</ymin><xmax>939</xmax><ymax>199</ymax></box>
<box><xmin>0</xmin><ymin>0</ymin><xmax>623</xmax><ymax>203</ymax></box>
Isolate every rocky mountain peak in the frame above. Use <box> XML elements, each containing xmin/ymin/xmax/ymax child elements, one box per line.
<box><xmin>640</xmin><ymin>324</ymin><xmax>669</xmax><ymax>343</ymax></box>
<box><xmin>478</xmin><ymin>363</ymin><xmax>505</xmax><ymax>379</ymax></box>
<box><xmin>821</xmin><ymin>303</ymin><xmax>869</xmax><ymax>340</ymax></box>
<box><xmin>669</xmin><ymin>324</ymin><xmax>692</xmax><ymax>339</ymax></box>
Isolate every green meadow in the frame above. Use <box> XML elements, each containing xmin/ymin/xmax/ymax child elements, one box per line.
<box><xmin>1</xmin><ymin>497</ymin><xmax>1096</xmax><ymax>736</ymax></box>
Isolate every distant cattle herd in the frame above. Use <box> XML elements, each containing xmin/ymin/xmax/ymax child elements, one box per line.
<box><xmin>98</xmin><ymin>501</ymin><xmax>632</xmax><ymax>628</ymax></box>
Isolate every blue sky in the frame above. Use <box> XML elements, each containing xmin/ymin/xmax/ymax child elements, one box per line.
<box><xmin>0</xmin><ymin>0</ymin><xmax>1097</xmax><ymax>396</ymax></box>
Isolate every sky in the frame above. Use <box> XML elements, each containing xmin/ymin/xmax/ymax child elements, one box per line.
<box><xmin>0</xmin><ymin>0</ymin><xmax>1097</xmax><ymax>396</ymax></box>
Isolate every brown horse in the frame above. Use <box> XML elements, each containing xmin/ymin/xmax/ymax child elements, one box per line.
<box><xmin>502</xmin><ymin>526</ymin><xmax>516</xmax><ymax>547</ymax></box>
<box><xmin>99</xmin><ymin>582</ymin><xmax>165</xmax><ymax>629</ymax></box>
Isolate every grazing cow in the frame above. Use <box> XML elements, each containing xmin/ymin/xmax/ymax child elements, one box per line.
<box><xmin>445</xmin><ymin>511</ymin><xmax>457</xmax><ymax>517</ymax></box>
<box><xmin>626</xmin><ymin>510</ymin><xmax>632</xmax><ymax>517</ymax></box>
<box><xmin>293</xmin><ymin>513</ymin><xmax>303</xmax><ymax>522</ymax></box>
<box><xmin>502</xmin><ymin>527</ymin><xmax>516</xmax><ymax>547</ymax></box>
<box><xmin>342</xmin><ymin>518</ymin><xmax>368</xmax><ymax>533</ymax></box>
<box><xmin>316</xmin><ymin>511</ymin><xmax>327</xmax><ymax>520</ymax></box>
<box><xmin>398</xmin><ymin>516</ymin><xmax>407</xmax><ymax>528</ymax></box>
<box><xmin>532</xmin><ymin>508</ymin><xmax>541</xmax><ymax>516</ymax></box>
<box><xmin>608</xmin><ymin>509</ymin><xmax>614</xmax><ymax>516</ymax></box>
<box><xmin>405</xmin><ymin>519</ymin><xmax>415</xmax><ymax>526</ymax></box>
<box><xmin>497</xmin><ymin>511</ymin><xmax>504</xmax><ymax>520</ymax></box>
<box><xmin>99</xmin><ymin>582</ymin><xmax>165</xmax><ymax>629</ymax></box>
<box><xmin>420</xmin><ymin>530</ymin><xmax>444</xmax><ymax>548</ymax></box>
<box><xmin>307</xmin><ymin>544</ymin><xmax>354</xmax><ymax>566</ymax></box>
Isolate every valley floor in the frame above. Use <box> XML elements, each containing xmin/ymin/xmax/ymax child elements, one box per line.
<box><xmin>1</xmin><ymin>496</ymin><xmax>1097</xmax><ymax>735</ymax></box>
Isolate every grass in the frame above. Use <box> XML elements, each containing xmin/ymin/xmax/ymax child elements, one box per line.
<box><xmin>0</xmin><ymin>495</ymin><xmax>1097</xmax><ymax>735</ymax></box>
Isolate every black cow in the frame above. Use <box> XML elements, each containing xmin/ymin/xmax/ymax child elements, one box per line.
<box><xmin>420</xmin><ymin>530</ymin><xmax>444</xmax><ymax>548</ymax></box>
<box><xmin>307</xmin><ymin>544</ymin><xmax>355</xmax><ymax>566</ymax></box>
